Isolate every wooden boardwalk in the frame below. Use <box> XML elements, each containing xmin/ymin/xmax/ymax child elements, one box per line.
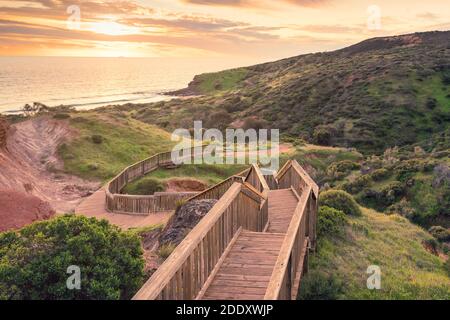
<box><xmin>200</xmin><ymin>189</ymin><xmax>299</xmax><ymax>300</ymax></box>
<box><xmin>131</xmin><ymin>160</ymin><xmax>318</xmax><ymax>300</ymax></box>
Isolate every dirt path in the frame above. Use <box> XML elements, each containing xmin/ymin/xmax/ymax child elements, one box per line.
<box><xmin>0</xmin><ymin>116</ymin><xmax>100</xmax><ymax>214</ymax></box>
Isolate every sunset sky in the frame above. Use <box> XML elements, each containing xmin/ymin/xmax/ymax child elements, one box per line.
<box><xmin>1</xmin><ymin>0</ymin><xmax>449</xmax><ymax>60</ymax></box>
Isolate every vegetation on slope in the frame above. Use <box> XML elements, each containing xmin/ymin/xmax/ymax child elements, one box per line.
<box><xmin>57</xmin><ymin>111</ymin><xmax>175</xmax><ymax>181</ymax></box>
<box><xmin>299</xmin><ymin>207</ymin><xmax>450</xmax><ymax>300</ymax></box>
<box><xmin>121</xmin><ymin>31</ymin><xmax>449</xmax><ymax>154</ymax></box>
<box><xmin>0</xmin><ymin>215</ymin><xmax>144</xmax><ymax>300</ymax></box>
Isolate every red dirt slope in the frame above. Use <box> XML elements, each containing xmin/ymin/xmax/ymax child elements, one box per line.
<box><xmin>0</xmin><ymin>190</ymin><xmax>55</xmax><ymax>232</ymax></box>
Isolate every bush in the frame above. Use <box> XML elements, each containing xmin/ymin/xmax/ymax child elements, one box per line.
<box><xmin>127</xmin><ymin>178</ymin><xmax>164</xmax><ymax>196</ymax></box>
<box><xmin>317</xmin><ymin>206</ymin><xmax>348</xmax><ymax>237</ymax></box>
<box><xmin>0</xmin><ymin>215</ymin><xmax>144</xmax><ymax>300</ymax></box>
<box><xmin>298</xmin><ymin>271</ymin><xmax>344</xmax><ymax>300</ymax></box>
<box><xmin>380</xmin><ymin>181</ymin><xmax>405</xmax><ymax>205</ymax></box>
<box><xmin>53</xmin><ymin>113</ymin><xmax>71</xmax><ymax>120</ymax></box>
<box><xmin>91</xmin><ymin>134</ymin><xmax>103</xmax><ymax>144</ymax></box>
<box><xmin>242</xmin><ymin>117</ymin><xmax>268</xmax><ymax>130</ymax></box>
<box><xmin>313</xmin><ymin>125</ymin><xmax>335</xmax><ymax>146</ymax></box>
<box><xmin>319</xmin><ymin>190</ymin><xmax>362</xmax><ymax>216</ymax></box>
<box><xmin>206</xmin><ymin>110</ymin><xmax>232</xmax><ymax>130</ymax></box>
<box><xmin>327</xmin><ymin>160</ymin><xmax>360</xmax><ymax>179</ymax></box>
<box><xmin>342</xmin><ymin>175</ymin><xmax>372</xmax><ymax>194</ymax></box>
<box><xmin>428</xmin><ymin>226</ymin><xmax>450</xmax><ymax>242</ymax></box>
<box><xmin>370</xmin><ymin>168</ymin><xmax>390</xmax><ymax>181</ymax></box>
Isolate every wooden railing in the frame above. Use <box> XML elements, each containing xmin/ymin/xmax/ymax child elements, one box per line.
<box><xmin>264</xmin><ymin>160</ymin><xmax>318</xmax><ymax>300</ymax></box>
<box><xmin>105</xmin><ymin>146</ymin><xmax>206</xmax><ymax>215</ymax></box>
<box><xmin>132</xmin><ymin>182</ymin><xmax>267</xmax><ymax>300</ymax></box>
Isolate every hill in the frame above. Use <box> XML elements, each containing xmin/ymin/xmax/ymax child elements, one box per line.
<box><xmin>125</xmin><ymin>31</ymin><xmax>450</xmax><ymax>154</ymax></box>
<box><xmin>299</xmin><ymin>207</ymin><xmax>450</xmax><ymax>300</ymax></box>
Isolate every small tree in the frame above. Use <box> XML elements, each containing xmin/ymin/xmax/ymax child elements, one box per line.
<box><xmin>0</xmin><ymin>215</ymin><xmax>144</xmax><ymax>300</ymax></box>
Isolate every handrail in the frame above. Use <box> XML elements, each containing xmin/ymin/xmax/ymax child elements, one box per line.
<box><xmin>264</xmin><ymin>186</ymin><xmax>312</xmax><ymax>300</ymax></box>
<box><xmin>133</xmin><ymin>182</ymin><xmax>266</xmax><ymax>300</ymax></box>
<box><xmin>186</xmin><ymin>175</ymin><xmax>244</xmax><ymax>202</ymax></box>
<box><xmin>264</xmin><ymin>159</ymin><xmax>319</xmax><ymax>300</ymax></box>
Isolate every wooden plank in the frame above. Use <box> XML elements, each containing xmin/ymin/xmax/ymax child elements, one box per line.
<box><xmin>196</xmin><ymin>228</ymin><xmax>243</xmax><ymax>300</ymax></box>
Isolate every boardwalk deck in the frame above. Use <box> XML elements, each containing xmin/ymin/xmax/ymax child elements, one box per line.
<box><xmin>201</xmin><ymin>231</ymin><xmax>285</xmax><ymax>300</ymax></box>
<box><xmin>266</xmin><ymin>189</ymin><xmax>298</xmax><ymax>233</ymax></box>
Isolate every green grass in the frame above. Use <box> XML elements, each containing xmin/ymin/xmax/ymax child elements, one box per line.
<box><xmin>125</xmin><ymin>164</ymin><xmax>248</xmax><ymax>189</ymax></box>
<box><xmin>195</xmin><ymin>68</ymin><xmax>248</xmax><ymax>94</ymax></box>
<box><xmin>299</xmin><ymin>208</ymin><xmax>450</xmax><ymax>300</ymax></box>
<box><xmin>58</xmin><ymin>112</ymin><xmax>175</xmax><ymax>181</ymax></box>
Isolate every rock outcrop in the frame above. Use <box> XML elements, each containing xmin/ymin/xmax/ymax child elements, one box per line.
<box><xmin>159</xmin><ymin>199</ymin><xmax>217</xmax><ymax>246</ymax></box>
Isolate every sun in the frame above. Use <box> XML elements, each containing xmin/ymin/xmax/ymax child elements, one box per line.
<box><xmin>88</xmin><ymin>21</ymin><xmax>138</xmax><ymax>36</ymax></box>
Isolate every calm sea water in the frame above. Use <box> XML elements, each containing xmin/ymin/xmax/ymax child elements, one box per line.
<box><xmin>0</xmin><ymin>57</ymin><xmax>255</xmax><ymax>113</ymax></box>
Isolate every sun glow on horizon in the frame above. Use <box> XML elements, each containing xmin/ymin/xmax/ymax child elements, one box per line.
<box><xmin>88</xmin><ymin>21</ymin><xmax>139</xmax><ymax>36</ymax></box>
<box><xmin>0</xmin><ymin>0</ymin><xmax>449</xmax><ymax>59</ymax></box>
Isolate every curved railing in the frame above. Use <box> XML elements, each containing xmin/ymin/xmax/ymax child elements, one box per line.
<box><xmin>105</xmin><ymin>146</ymin><xmax>206</xmax><ymax>215</ymax></box>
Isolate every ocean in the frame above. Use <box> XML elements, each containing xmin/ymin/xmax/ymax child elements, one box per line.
<box><xmin>0</xmin><ymin>56</ymin><xmax>255</xmax><ymax>114</ymax></box>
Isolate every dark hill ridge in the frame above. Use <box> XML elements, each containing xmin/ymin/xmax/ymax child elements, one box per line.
<box><xmin>128</xmin><ymin>31</ymin><xmax>450</xmax><ymax>154</ymax></box>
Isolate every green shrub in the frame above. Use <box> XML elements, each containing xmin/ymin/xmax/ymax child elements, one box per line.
<box><xmin>91</xmin><ymin>134</ymin><xmax>103</xmax><ymax>144</ymax></box>
<box><xmin>327</xmin><ymin>160</ymin><xmax>361</xmax><ymax>179</ymax></box>
<box><xmin>0</xmin><ymin>215</ymin><xmax>144</xmax><ymax>300</ymax></box>
<box><xmin>342</xmin><ymin>175</ymin><xmax>372</xmax><ymax>194</ymax></box>
<box><xmin>53</xmin><ymin>113</ymin><xmax>71</xmax><ymax>120</ymax></box>
<box><xmin>428</xmin><ymin>226</ymin><xmax>450</xmax><ymax>242</ymax></box>
<box><xmin>313</xmin><ymin>125</ymin><xmax>335</xmax><ymax>146</ymax></box>
<box><xmin>298</xmin><ymin>271</ymin><xmax>344</xmax><ymax>300</ymax></box>
<box><xmin>317</xmin><ymin>206</ymin><xmax>348</xmax><ymax>237</ymax></box>
<box><xmin>370</xmin><ymin>168</ymin><xmax>390</xmax><ymax>181</ymax></box>
<box><xmin>394</xmin><ymin>160</ymin><xmax>420</xmax><ymax>182</ymax></box>
<box><xmin>126</xmin><ymin>178</ymin><xmax>164</xmax><ymax>195</ymax></box>
<box><xmin>319</xmin><ymin>190</ymin><xmax>362</xmax><ymax>216</ymax></box>
<box><xmin>380</xmin><ymin>181</ymin><xmax>405</xmax><ymax>204</ymax></box>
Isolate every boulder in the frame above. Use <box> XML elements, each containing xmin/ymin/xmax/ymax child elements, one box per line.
<box><xmin>159</xmin><ymin>199</ymin><xmax>217</xmax><ymax>246</ymax></box>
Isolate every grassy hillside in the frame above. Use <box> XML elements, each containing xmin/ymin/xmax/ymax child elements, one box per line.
<box><xmin>57</xmin><ymin>111</ymin><xmax>175</xmax><ymax>181</ymax></box>
<box><xmin>123</xmin><ymin>31</ymin><xmax>449</xmax><ymax>154</ymax></box>
<box><xmin>299</xmin><ymin>208</ymin><xmax>450</xmax><ymax>300</ymax></box>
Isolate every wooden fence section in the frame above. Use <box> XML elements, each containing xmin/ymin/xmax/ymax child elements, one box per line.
<box><xmin>105</xmin><ymin>146</ymin><xmax>206</xmax><ymax>215</ymax></box>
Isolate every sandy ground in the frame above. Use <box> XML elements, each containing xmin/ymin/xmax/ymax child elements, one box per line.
<box><xmin>75</xmin><ymin>188</ymin><xmax>171</xmax><ymax>230</ymax></box>
<box><xmin>0</xmin><ymin>116</ymin><xmax>100</xmax><ymax>213</ymax></box>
